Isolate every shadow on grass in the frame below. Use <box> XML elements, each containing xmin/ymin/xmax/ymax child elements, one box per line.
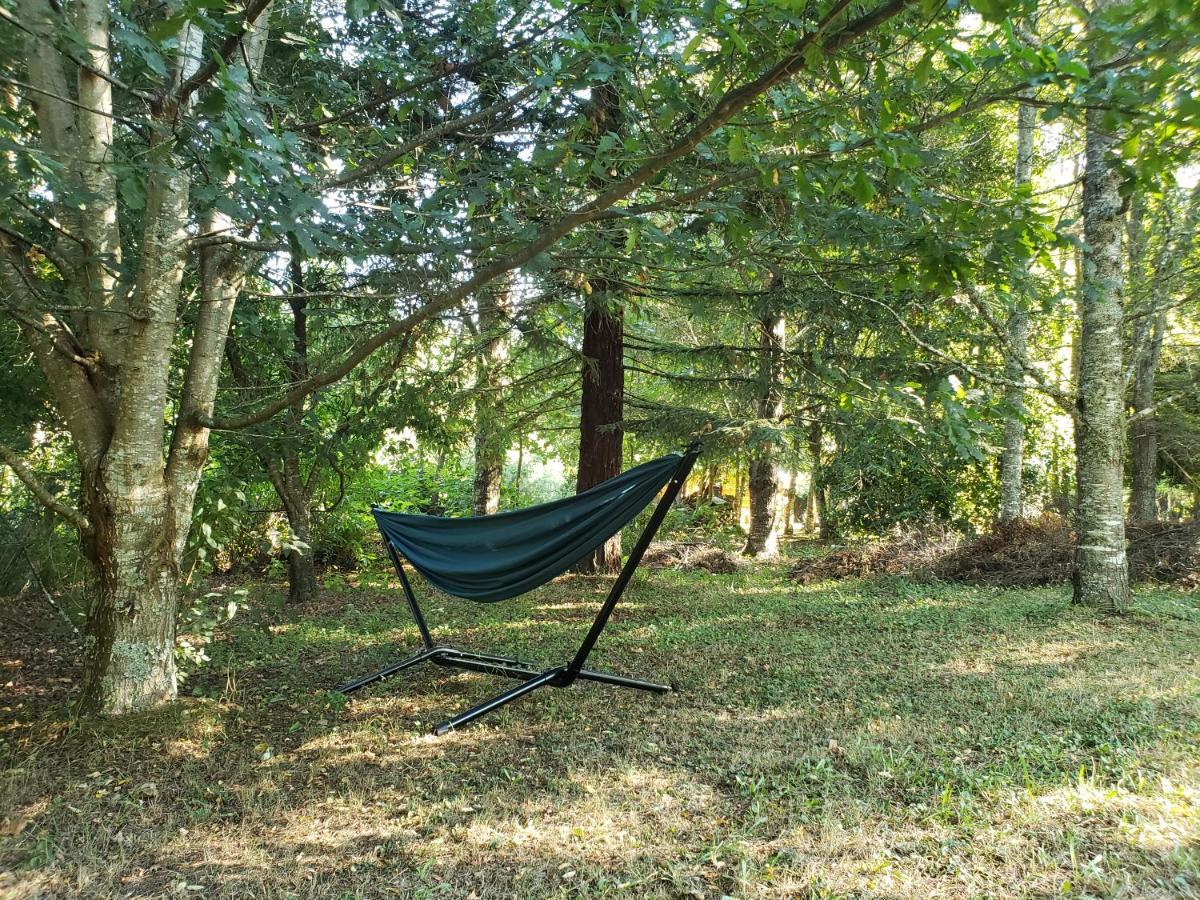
<box><xmin>2</xmin><ymin>567</ymin><xmax>1198</xmax><ymax>898</ymax></box>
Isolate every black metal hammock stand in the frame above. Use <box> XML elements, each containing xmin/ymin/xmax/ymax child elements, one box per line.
<box><xmin>335</xmin><ymin>442</ymin><xmax>702</xmax><ymax>735</ymax></box>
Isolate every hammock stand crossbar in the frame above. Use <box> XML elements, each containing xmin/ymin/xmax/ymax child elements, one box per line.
<box><xmin>335</xmin><ymin>444</ymin><xmax>700</xmax><ymax>735</ymax></box>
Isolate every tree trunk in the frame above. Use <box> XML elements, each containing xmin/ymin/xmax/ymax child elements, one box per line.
<box><xmin>998</xmin><ymin>95</ymin><xmax>1036</xmax><ymax>523</ymax></box>
<box><xmin>573</xmin><ymin>44</ymin><xmax>628</xmax><ymax>576</ymax></box>
<box><xmin>77</xmin><ymin>475</ymin><xmax>179</xmax><ymax>714</ymax></box>
<box><xmin>784</xmin><ymin>469</ymin><xmax>797</xmax><ymax>535</ymax></box>
<box><xmin>472</xmin><ymin>281</ymin><xmax>511</xmax><ymax>516</ymax></box>
<box><xmin>745</xmin><ymin>457</ymin><xmax>782</xmax><ymax>556</ymax></box>
<box><xmin>1073</xmin><ymin>16</ymin><xmax>1130</xmax><ymax>612</ymax></box>
<box><xmin>266</xmin><ymin>455</ymin><xmax>317</xmax><ymax>604</ymax></box>
<box><xmin>807</xmin><ymin>420</ymin><xmax>828</xmax><ymax>538</ymax></box>
<box><xmin>575</xmin><ymin>302</ymin><xmax>625</xmax><ymax>574</ymax></box>
<box><xmin>1128</xmin><ymin>185</ymin><xmax>1199</xmax><ymax>523</ymax></box>
<box><xmin>1129</xmin><ymin>312</ymin><xmax>1164</xmax><ymax>524</ymax></box>
<box><xmin>279</xmin><ymin>254</ymin><xmax>317</xmax><ymax>603</ymax></box>
<box><xmin>743</xmin><ymin>311</ymin><xmax>785</xmax><ymax>558</ymax></box>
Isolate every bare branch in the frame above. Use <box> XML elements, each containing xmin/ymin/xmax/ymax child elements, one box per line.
<box><xmin>960</xmin><ymin>285</ymin><xmax>1077</xmax><ymax>413</ymax></box>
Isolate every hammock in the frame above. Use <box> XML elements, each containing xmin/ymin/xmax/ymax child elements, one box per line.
<box><xmin>372</xmin><ymin>453</ymin><xmax>684</xmax><ymax>601</ymax></box>
<box><xmin>335</xmin><ymin>444</ymin><xmax>701</xmax><ymax>735</ymax></box>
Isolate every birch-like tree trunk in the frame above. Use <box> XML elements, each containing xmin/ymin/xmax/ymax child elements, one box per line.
<box><xmin>1073</xmin><ymin>0</ymin><xmax>1129</xmax><ymax>611</ymax></box>
<box><xmin>998</xmin><ymin>95</ymin><xmax>1037</xmax><ymax>523</ymax></box>
<box><xmin>5</xmin><ymin>4</ymin><xmax>273</xmax><ymax>712</ymax></box>
<box><xmin>743</xmin><ymin>311</ymin><xmax>785</xmax><ymax>557</ymax></box>
<box><xmin>1128</xmin><ymin>312</ymin><xmax>1165</xmax><ymax>523</ymax></box>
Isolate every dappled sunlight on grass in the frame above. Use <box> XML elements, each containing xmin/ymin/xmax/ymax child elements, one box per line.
<box><xmin>3</xmin><ymin>564</ymin><xmax>1198</xmax><ymax>897</ymax></box>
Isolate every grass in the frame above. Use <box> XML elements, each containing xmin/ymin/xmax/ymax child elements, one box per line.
<box><xmin>1</xmin><ymin>559</ymin><xmax>1199</xmax><ymax>898</ymax></box>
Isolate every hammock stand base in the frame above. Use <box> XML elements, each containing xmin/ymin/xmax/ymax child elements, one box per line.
<box><xmin>335</xmin><ymin>445</ymin><xmax>698</xmax><ymax>735</ymax></box>
<box><xmin>336</xmin><ymin>647</ymin><xmax>671</xmax><ymax>736</ymax></box>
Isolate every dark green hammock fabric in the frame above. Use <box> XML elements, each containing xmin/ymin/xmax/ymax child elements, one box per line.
<box><xmin>372</xmin><ymin>453</ymin><xmax>683</xmax><ymax>601</ymax></box>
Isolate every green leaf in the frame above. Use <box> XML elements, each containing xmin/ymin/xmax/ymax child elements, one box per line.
<box><xmin>728</xmin><ymin>129</ymin><xmax>748</xmax><ymax>163</ymax></box>
<box><xmin>849</xmin><ymin>169</ymin><xmax>876</xmax><ymax>203</ymax></box>
<box><xmin>681</xmin><ymin>33</ymin><xmax>705</xmax><ymax>64</ymax></box>
<box><xmin>148</xmin><ymin>13</ymin><xmax>188</xmax><ymax>42</ymax></box>
<box><xmin>1057</xmin><ymin>58</ymin><xmax>1089</xmax><ymax>80</ymax></box>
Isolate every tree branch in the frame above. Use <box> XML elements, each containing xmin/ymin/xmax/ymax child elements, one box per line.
<box><xmin>202</xmin><ymin>0</ymin><xmax>916</xmax><ymax>430</ymax></box>
<box><xmin>960</xmin><ymin>285</ymin><xmax>1077</xmax><ymax>413</ymax></box>
<box><xmin>299</xmin><ymin>6</ymin><xmax>576</xmax><ymax>131</ymax></box>
<box><xmin>171</xmin><ymin>0</ymin><xmax>273</xmax><ymax>109</ymax></box>
<box><xmin>0</xmin><ymin>442</ymin><xmax>92</xmax><ymax>535</ymax></box>
<box><xmin>327</xmin><ymin>83</ymin><xmax>539</xmax><ymax>188</ymax></box>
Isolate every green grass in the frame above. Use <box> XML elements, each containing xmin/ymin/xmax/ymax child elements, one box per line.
<box><xmin>2</xmin><ymin>563</ymin><xmax>1199</xmax><ymax>898</ymax></box>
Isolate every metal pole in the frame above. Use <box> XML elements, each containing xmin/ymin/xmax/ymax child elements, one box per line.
<box><xmin>563</xmin><ymin>444</ymin><xmax>701</xmax><ymax>682</ymax></box>
<box><xmin>432</xmin><ymin>667</ymin><xmax>563</xmax><ymax>736</ymax></box>
<box><xmin>386</xmin><ymin>541</ymin><xmax>434</xmax><ymax>649</ymax></box>
<box><xmin>335</xmin><ymin>647</ymin><xmax>445</xmax><ymax>694</ymax></box>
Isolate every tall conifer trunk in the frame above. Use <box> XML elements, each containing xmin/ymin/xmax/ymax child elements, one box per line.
<box><xmin>574</xmin><ymin>28</ymin><xmax>626</xmax><ymax>575</ymax></box>
<box><xmin>576</xmin><ymin>301</ymin><xmax>625</xmax><ymax>573</ymax></box>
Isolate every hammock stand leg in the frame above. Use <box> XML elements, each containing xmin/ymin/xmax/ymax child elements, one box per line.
<box><xmin>556</xmin><ymin>443</ymin><xmax>700</xmax><ymax>687</ymax></box>
<box><xmin>337</xmin><ymin>445</ymin><xmax>700</xmax><ymax>734</ymax></box>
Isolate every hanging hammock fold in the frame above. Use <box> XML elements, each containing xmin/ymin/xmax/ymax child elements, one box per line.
<box><xmin>372</xmin><ymin>453</ymin><xmax>683</xmax><ymax>601</ymax></box>
<box><xmin>334</xmin><ymin>444</ymin><xmax>703</xmax><ymax>736</ymax></box>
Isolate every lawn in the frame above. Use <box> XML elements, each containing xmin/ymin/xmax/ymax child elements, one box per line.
<box><xmin>2</xmin><ymin>561</ymin><xmax>1199</xmax><ymax>898</ymax></box>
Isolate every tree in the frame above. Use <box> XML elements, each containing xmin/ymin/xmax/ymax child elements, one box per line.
<box><xmin>1</xmin><ymin>0</ymin><xmax>920</xmax><ymax>712</ymax></box>
<box><xmin>743</xmin><ymin>289</ymin><xmax>786</xmax><ymax>558</ymax></box>
<box><xmin>1073</xmin><ymin>0</ymin><xmax>1130</xmax><ymax>612</ymax></box>
<box><xmin>998</xmin><ymin>94</ymin><xmax>1038</xmax><ymax>523</ymax></box>
<box><xmin>1128</xmin><ymin>185</ymin><xmax>1200</xmax><ymax>523</ymax></box>
<box><xmin>573</xmin><ymin>4</ymin><xmax>631</xmax><ymax>575</ymax></box>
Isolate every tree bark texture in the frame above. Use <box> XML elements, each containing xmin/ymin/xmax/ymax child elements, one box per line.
<box><xmin>1073</xmin><ymin>26</ymin><xmax>1130</xmax><ymax>612</ymax></box>
<box><xmin>998</xmin><ymin>95</ymin><xmax>1036</xmax><ymax>523</ymax></box>
<box><xmin>575</xmin><ymin>301</ymin><xmax>625</xmax><ymax>574</ymax></box>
